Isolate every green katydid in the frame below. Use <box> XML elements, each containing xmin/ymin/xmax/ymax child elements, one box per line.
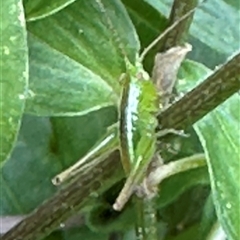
<box><xmin>52</xmin><ymin>0</ymin><xmax>199</xmax><ymax>213</ymax></box>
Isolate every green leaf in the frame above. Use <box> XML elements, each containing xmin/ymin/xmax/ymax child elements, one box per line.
<box><xmin>24</xmin><ymin>0</ymin><xmax>77</xmax><ymax>21</ymax></box>
<box><xmin>0</xmin><ymin>116</ymin><xmax>58</xmax><ymax>214</ymax></box>
<box><xmin>25</xmin><ymin>0</ymin><xmax>139</xmax><ymax>116</ymax></box>
<box><xmin>25</xmin><ymin>34</ymin><xmax>117</xmax><ymax>116</ymax></box>
<box><xmin>0</xmin><ymin>0</ymin><xmax>28</xmax><ymax>164</ymax></box>
<box><xmin>157</xmin><ymin>166</ymin><xmax>209</xmax><ymax>209</ymax></box>
<box><xmin>178</xmin><ymin>59</ymin><xmax>212</xmax><ymax>91</ymax></box>
<box><xmin>199</xmin><ymin>194</ymin><xmax>217</xmax><ymax>239</ymax></box>
<box><xmin>194</xmin><ymin>94</ymin><xmax>240</xmax><ymax>240</ymax></box>
<box><xmin>123</xmin><ymin>0</ymin><xmax>167</xmax><ymax>51</ymax></box>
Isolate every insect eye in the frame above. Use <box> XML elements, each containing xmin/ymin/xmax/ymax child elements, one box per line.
<box><xmin>136</xmin><ymin>70</ymin><xmax>149</xmax><ymax>81</ymax></box>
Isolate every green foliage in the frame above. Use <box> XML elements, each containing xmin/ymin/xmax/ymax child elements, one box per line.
<box><xmin>1</xmin><ymin>0</ymin><xmax>239</xmax><ymax>239</ymax></box>
<box><xmin>195</xmin><ymin>95</ymin><xmax>240</xmax><ymax>239</ymax></box>
<box><xmin>1</xmin><ymin>0</ymin><xmax>28</xmax><ymax>164</ymax></box>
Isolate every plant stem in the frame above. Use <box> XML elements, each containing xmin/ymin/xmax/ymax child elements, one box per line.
<box><xmin>139</xmin><ymin>0</ymin><xmax>199</xmax><ymax>61</ymax></box>
<box><xmin>158</xmin><ymin>0</ymin><xmax>198</xmax><ymax>51</ymax></box>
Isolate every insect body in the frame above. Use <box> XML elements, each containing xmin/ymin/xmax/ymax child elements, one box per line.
<box><xmin>114</xmin><ymin>58</ymin><xmax>159</xmax><ymax>211</ymax></box>
<box><xmin>52</xmin><ymin>0</ymin><xmax>196</xmax><ymax>214</ymax></box>
<box><xmin>52</xmin><ymin>45</ymin><xmax>191</xmax><ymax>212</ymax></box>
